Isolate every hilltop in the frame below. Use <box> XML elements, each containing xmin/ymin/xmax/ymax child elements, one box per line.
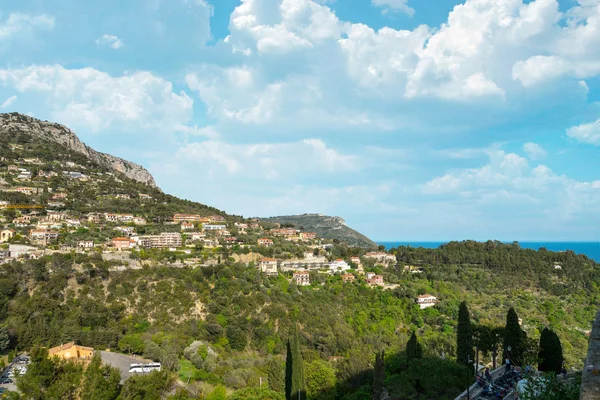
<box><xmin>260</xmin><ymin>214</ymin><xmax>377</xmax><ymax>248</ymax></box>
<box><xmin>0</xmin><ymin>113</ymin><xmax>156</xmax><ymax>187</ymax></box>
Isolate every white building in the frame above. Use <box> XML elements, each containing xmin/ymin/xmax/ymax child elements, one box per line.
<box><xmin>417</xmin><ymin>295</ymin><xmax>438</xmax><ymax>310</ymax></box>
<box><xmin>329</xmin><ymin>259</ymin><xmax>351</xmax><ymax>273</ymax></box>
<box><xmin>293</xmin><ymin>271</ymin><xmax>310</xmax><ymax>286</ymax></box>
<box><xmin>203</xmin><ymin>224</ymin><xmax>227</xmax><ymax>231</ymax></box>
<box><xmin>259</xmin><ymin>258</ymin><xmax>278</xmax><ymax>276</ymax></box>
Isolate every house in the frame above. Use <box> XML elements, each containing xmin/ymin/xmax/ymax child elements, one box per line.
<box><xmin>77</xmin><ymin>241</ymin><xmax>94</xmax><ymax>249</ymax></box>
<box><xmin>115</xmin><ymin>194</ymin><xmax>130</xmax><ymax>200</ymax></box>
<box><xmin>299</xmin><ymin>232</ymin><xmax>317</xmax><ymax>240</ymax></box>
<box><xmin>112</xmin><ymin>237</ymin><xmax>134</xmax><ymax>250</ymax></box>
<box><xmin>173</xmin><ymin>214</ymin><xmax>201</xmax><ymax>223</ymax></box>
<box><xmin>16</xmin><ymin>187</ymin><xmax>36</xmax><ymax>195</ymax></box>
<box><xmin>367</xmin><ymin>274</ymin><xmax>384</xmax><ymax>287</ymax></box>
<box><xmin>29</xmin><ymin>229</ymin><xmax>59</xmax><ymax>245</ymax></box>
<box><xmin>553</xmin><ymin>263</ymin><xmax>562</xmax><ymax>270</ymax></box>
<box><xmin>8</xmin><ymin>244</ymin><xmax>37</xmax><ymax>258</ymax></box>
<box><xmin>38</xmin><ymin>170</ymin><xmax>57</xmax><ymax>179</ymax></box>
<box><xmin>350</xmin><ymin>256</ymin><xmax>361</xmax><ymax>265</ymax></box>
<box><xmin>133</xmin><ymin>217</ymin><xmax>147</xmax><ymax>225</ymax></box>
<box><xmin>65</xmin><ymin>219</ymin><xmax>81</xmax><ymax>227</ymax></box>
<box><xmin>209</xmin><ymin>215</ymin><xmax>226</xmax><ymax>223</ymax></box>
<box><xmin>118</xmin><ymin>214</ymin><xmax>134</xmax><ymax>223</ymax></box>
<box><xmin>17</xmin><ymin>171</ymin><xmax>32</xmax><ymax>180</ymax></box>
<box><xmin>87</xmin><ymin>214</ymin><xmax>101</xmax><ymax>224</ymax></box>
<box><xmin>259</xmin><ymin>258</ymin><xmax>279</xmax><ymax>276</ymax></box>
<box><xmin>104</xmin><ymin>214</ymin><xmax>119</xmax><ymax>223</ymax></box>
<box><xmin>0</xmin><ymin>229</ymin><xmax>15</xmax><ymax>243</ymax></box>
<box><xmin>138</xmin><ymin>233</ymin><xmax>182</xmax><ymax>248</ymax></box>
<box><xmin>47</xmin><ymin>202</ymin><xmax>65</xmax><ymax>208</ymax></box>
<box><xmin>188</xmin><ymin>232</ymin><xmax>206</xmax><ymax>241</ymax></box>
<box><xmin>341</xmin><ymin>274</ymin><xmax>355</xmax><ymax>283</ymax></box>
<box><xmin>271</xmin><ymin>228</ymin><xmax>297</xmax><ymax>237</ymax></box>
<box><xmin>46</xmin><ymin>211</ymin><xmax>65</xmax><ymax>221</ymax></box>
<box><xmin>293</xmin><ymin>271</ymin><xmax>311</xmax><ymax>286</ymax></box>
<box><xmin>329</xmin><ymin>259</ymin><xmax>351</xmax><ymax>273</ymax></box>
<box><xmin>7</xmin><ymin>165</ymin><xmax>19</xmax><ymax>172</ymax></box>
<box><xmin>48</xmin><ymin>342</ymin><xmax>94</xmax><ymax>362</ymax></box>
<box><xmin>14</xmin><ymin>215</ymin><xmax>31</xmax><ymax>224</ymax></box>
<box><xmin>364</xmin><ymin>252</ymin><xmax>397</xmax><ymax>264</ymax></box>
<box><xmin>258</xmin><ymin>238</ymin><xmax>274</xmax><ymax>247</ymax></box>
<box><xmin>51</xmin><ymin>192</ymin><xmax>68</xmax><ymax>200</ymax></box>
<box><xmin>417</xmin><ymin>294</ymin><xmax>438</xmax><ymax>310</ymax></box>
<box><xmin>203</xmin><ymin>224</ymin><xmax>227</xmax><ymax>231</ymax></box>
<box><xmin>181</xmin><ymin>222</ymin><xmax>195</xmax><ymax>231</ymax></box>
<box><xmin>115</xmin><ymin>226</ymin><xmax>135</xmax><ymax>236</ymax></box>
<box><xmin>139</xmin><ymin>193</ymin><xmax>153</xmax><ymax>200</ymax></box>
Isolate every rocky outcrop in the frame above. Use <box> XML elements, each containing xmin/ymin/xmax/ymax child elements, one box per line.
<box><xmin>0</xmin><ymin>113</ymin><xmax>157</xmax><ymax>187</ymax></box>
<box><xmin>260</xmin><ymin>213</ymin><xmax>377</xmax><ymax>248</ymax></box>
<box><xmin>581</xmin><ymin>310</ymin><xmax>600</xmax><ymax>399</ymax></box>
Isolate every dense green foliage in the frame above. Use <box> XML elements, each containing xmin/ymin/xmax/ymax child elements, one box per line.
<box><xmin>538</xmin><ymin>328</ymin><xmax>564</xmax><ymax>374</ymax></box>
<box><xmin>520</xmin><ymin>373</ymin><xmax>580</xmax><ymax>400</ymax></box>
<box><xmin>372</xmin><ymin>351</ymin><xmax>385</xmax><ymax>400</ymax></box>
<box><xmin>81</xmin><ymin>353</ymin><xmax>122</xmax><ymax>400</ymax></box>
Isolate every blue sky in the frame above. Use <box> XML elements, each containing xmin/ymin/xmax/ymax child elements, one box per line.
<box><xmin>1</xmin><ymin>0</ymin><xmax>600</xmax><ymax>241</ymax></box>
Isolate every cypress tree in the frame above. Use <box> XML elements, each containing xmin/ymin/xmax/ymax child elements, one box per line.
<box><xmin>538</xmin><ymin>328</ymin><xmax>564</xmax><ymax>373</ymax></box>
<box><xmin>456</xmin><ymin>301</ymin><xmax>473</xmax><ymax>370</ymax></box>
<box><xmin>372</xmin><ymin>351</ymin><xmax>385</xmax><ymax>400</ymax></box>
<box><xmin>503</xmin><ymin>307</ymin><xmax>525</xmax><ymax>366</ymax></box>
<box><xmin>406</xmin><ymin>331</ymin><xmax>423</xmax><ymax>362</ymax></box>
<box><xmin>285</xmin><ymin>324</ymin><xmax>306</xmax><ymax>400</ymax></box>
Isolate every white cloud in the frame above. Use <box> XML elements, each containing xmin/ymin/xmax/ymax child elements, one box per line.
<box><xmin>0</xmin><ymin>13</ymin><xmax>54</xmax><ymax>41</ymax></box>
<box><xmin>566</xmin><ymin>119</ymin><xmax>600</xmax><ymax>145</ymax></box>
<box><xmin>169</xmin><ymin>138</ymin><xmax>357</xmax><ymax>179</ymax></box>
<box><xmin>0</xmin><ymin>65</ymin><xmax>193</xmax><ymax>133</ymax></box>
<box><xmin>96</xmin><ymin>34</ymin><xmax>124</xmax><ymax>49</ymax></box>
<box><xmin>372</xmin><ymin>0</ymin><xmax>415</xmax><ymax>17</ymax></box>
<box><xmin>523</xmin><ymin>142</ymin><xmax>547</xmax><ymax>160</ymax></box>
<box><xmin>0</xmin><ymin>95</ymin><xmax>17</xmax><ymax>109</ymax></box>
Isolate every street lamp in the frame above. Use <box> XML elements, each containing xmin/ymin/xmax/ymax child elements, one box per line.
<box><xmin>506</xmin><ymin>346</ymin><xmax>512</xmax><ymax>372</ymax></box>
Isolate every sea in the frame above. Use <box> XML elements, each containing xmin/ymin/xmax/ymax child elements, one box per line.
<box><xmin>378</xmin><ymin>242</ymin><xmax>600</xmax><ymax>262</ymax></box>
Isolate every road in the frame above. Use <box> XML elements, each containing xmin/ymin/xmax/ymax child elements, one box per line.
<box><xmin>100</xmin><ymin>351</ymin><xmax>151</xmax><ymax>383</ymax></box>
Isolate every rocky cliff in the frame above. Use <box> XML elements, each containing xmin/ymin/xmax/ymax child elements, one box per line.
<box><xmin>0</xmin><ymin>113</ymin><xmax>157</xmax><ymax>187</ymax></box>
<box><xmin>260</xmin><ymin>213</ymin><xmax>377</xmax><ymax>248</ymax></box>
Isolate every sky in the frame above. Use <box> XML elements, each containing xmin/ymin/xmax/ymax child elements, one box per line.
<box><xmin>1</xmin><ymin>0</ymin><xmax>600</xmax><ymax>242</ymax></box>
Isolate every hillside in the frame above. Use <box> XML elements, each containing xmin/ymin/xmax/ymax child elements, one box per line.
<box><xmin>260</xmin><ymin>214</ymin><xmax>377</xmax><ymax>248</ymax></box>
<box><xmin>0</xmin><ymin>113</ymin><xmax>156</xmax><ymax>187</ymax></box>
<box><xmin>0</xmin><ymin>114</ymin><xmax>595</xmax><ymax>400</ymax></box>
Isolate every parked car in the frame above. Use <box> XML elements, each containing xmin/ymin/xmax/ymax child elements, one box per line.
<box><xmin>1</xmin><ymin>378</ymin><xmax>13</xmax><ymax>384</ymax></box>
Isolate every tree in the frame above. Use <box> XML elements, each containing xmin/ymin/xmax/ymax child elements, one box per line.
<box><xmin>406</xmin><ymin>331</ymin><xmax>423</xmax><ymax>362</ymax></box>
<box><xmin>118</xmin><ymin>334</ymin><xmax>145</xmax><ymax>355</ymax></box>
<box><xmin>0</xmin><ymin>326</ymin><xmax>10</xmax><ymax>352</ymax></box>
<box><xmin>456</xmin><ymin>301</ymin><xmax>473</xmax><ymax>369</ymax></box>
<box><xmin>267</xmin><ymin>357</ymin><xmax>285</xmax><ymax>394</ymax></box>
<box><xmin>81</xmin><ymin>352</ymin><xmax>121</xmax><ymax>400</ymax></box>
<box><xmin>306</xmin><ymin>359</ymin><xmax>337</xmax><ymax>400</ymax></box>
<box><xmin>17</xmin><ymin>347</ymin><xmax>83</xmax><ymax>400</ymax></box>
<box><xmin>206</xmin><ymin>385</ymin><xmax>227</xmax><ymax>400</ymax></box>
<box><xmin>538</xmin><ymin>328</ymin><xmax>564</xmax><ymax>373</ymax></box>
<box><xmin>372</xmin><ymin>351</ymin><xmax>385</xmax><ymax>400</ymax></box>
<box><xmin>119</xmin><ymin>370</ymin><xmax>174</xmax><ymax>400</ymax></box>
<box><xmin>504</xmin><ymin>307</ymin><xmax>526</xmax><ymax>366</ymax></box>
<box><xmin>285</xmin><ymin>324</ymin><xmax>306</xmax><ymax>400</ymax></box>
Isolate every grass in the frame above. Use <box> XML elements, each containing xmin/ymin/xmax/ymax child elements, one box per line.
<box><xmin>178</xmin><ymin>358</ymin><xmax>201</xmax><ymax>383</ymax></box>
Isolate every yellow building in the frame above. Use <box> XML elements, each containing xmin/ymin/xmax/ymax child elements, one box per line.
<box><xmin>48</xmin><ymin>342</ymin><xmax>94</xmax><ymax>362</ymax></box>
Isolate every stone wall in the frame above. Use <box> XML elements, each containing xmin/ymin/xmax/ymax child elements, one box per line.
<box><xmin>581</xmin><ymin>310</ymin><xmax>600</xmax><ymax>399</ymax></box>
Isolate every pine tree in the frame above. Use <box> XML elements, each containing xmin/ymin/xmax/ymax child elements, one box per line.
<box><xmin>538</xmin><ymin>328</ymin><xmax>564</xmax><ymax>373</ymax></box>
<box><xmin>406</xmin><ymin>331</ymin><xmax>423</xmax><ymax>362</ymax></box>
<box><xmin>456</xmin><ymin>301</ymin><xmax>473</xmax><ymax>369</ymax></box>
<box><xmin>81</xmin><ymin>352</ymin><xmax>121</xmax><ymax>400</ymax></box>
<box><xmin>372</xmin><ymin>351</ymin><xmax>385</xmax><ymax>400</ymax></box>
<box><xmin>503</xmin><ymin>307</ymin><xmax>526</xmax><ymax>366</ymax></box>
<box><xmin>285</xmin><ymin>324</ymin><xmax>306</xmax><ymax>400</ymax></box>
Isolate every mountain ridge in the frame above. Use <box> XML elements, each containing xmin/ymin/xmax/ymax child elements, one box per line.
<box><xmin>259</xmin><ymin>213</ymin><xmax>377</xmax><ymax>248</ymax></box>
<box><xmin>0</xmin><ymin>112</ymin><xmax>157</xmax><ymax>187</ymax></box>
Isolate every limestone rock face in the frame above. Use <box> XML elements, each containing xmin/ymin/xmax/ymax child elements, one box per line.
<box><xmin>0</xmin><ymin>113</ymin><xmax>157</xmax><ymax>187</ymax></box>
<box><xmin>581</xmin><ymin>310</ymin><xmax>600</xmax><ymax>399</ymax></box>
